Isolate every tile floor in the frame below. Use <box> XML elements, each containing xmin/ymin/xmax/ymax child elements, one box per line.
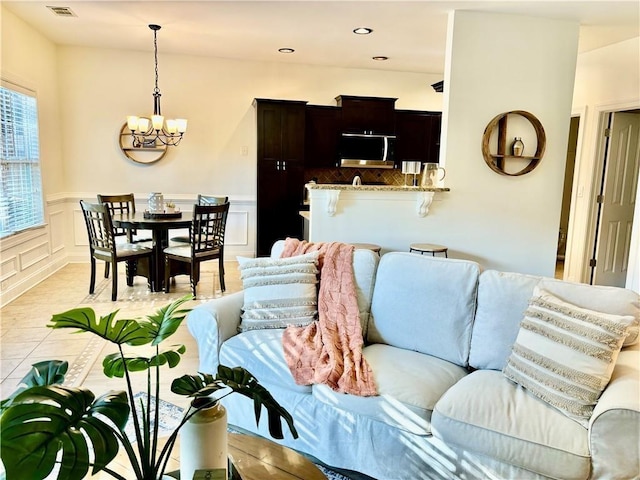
<box><xmin>0</xmin><ymin>260</ymin><xmax>242</xmax><ymax>409</ymax></box>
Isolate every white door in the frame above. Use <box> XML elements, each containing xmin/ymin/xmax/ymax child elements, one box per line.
<box><xmin>593</xmin><ymin>112</ymin><xmax>640</xmax><ymax>287</ymax></box>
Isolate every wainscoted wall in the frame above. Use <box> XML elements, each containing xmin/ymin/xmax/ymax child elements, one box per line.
<box><xmin>0</xmin><ymin>193</ymin><xmax>255</xmax><ymax>306</ymax></box>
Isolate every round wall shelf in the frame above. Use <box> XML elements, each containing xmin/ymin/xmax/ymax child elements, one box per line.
<box><xmin>119</xmin><ymin>121</ymin><xmax>167</xmax><ymax>164</ymax></box>
<box><xmin>481</xmin><ymin>110</ymin><xmax>546</xmax><ymax>176</ymax></box>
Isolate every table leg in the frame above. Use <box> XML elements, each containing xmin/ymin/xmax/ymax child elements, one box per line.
<box><xmin>151</xmin><ymin>229</ymin><xmax>170</xmax><ymax>292</ymax></box>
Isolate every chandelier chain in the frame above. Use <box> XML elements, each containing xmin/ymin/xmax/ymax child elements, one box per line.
<box><xmin>153</xmin><ymin>29</ymin><xmax>160</xmax><ymax>95</ymax></box>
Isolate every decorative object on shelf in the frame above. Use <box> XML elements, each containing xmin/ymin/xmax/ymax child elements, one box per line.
<box><xmin>402</xmin><ymin>160</ymin><xmax>422</xmax><ymax>186</ymax></box>
<box><xmin>481</xmin><ymin>110</ymin><xmax>546</xmax><ymax>176</ymax></box>
<box><xmin>165</xmin><ymin>201</ymin><xmax>176</xmax><ymax>213</ymax></box>
<box><xmin>0</xmin><ymin>297</ymin><xmax>298</xmax><ymax>480</ymax></box>
<box><xmin>148</xmin><ymin>192</ymin><xmax>165</xmax><ymax>213</ymax></box>
<box><xmin>180</xmin><ymin>399</ymin><xmax>228</xmax><ymax>479</ymax></box>
<box><xmin>122</xmin><ymin>25</ymin><xmax>187</xmax><ymax>154</ymax></box>
<box><xmin>421</xmin><ymin>163</ymin><xmax>446</xmax><ymax>188</ymax></box>
<box><xmin>511</xmin><ymin>137</ymin><xmax>525</xmax><ymax>157</ymax></box>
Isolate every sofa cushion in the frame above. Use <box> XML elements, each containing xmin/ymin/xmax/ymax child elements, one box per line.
<box><xmin>368</xmin><ymin>253</ymin><xmax>479</xmax><ymax>367</ymax></box>
<box><xmin>470</xmin><ymin>271</ymin><xmax>640</xmax><ymax>372</ymax></box>
<box><xmin>432</xmin><ymin>370</ymin><xmax>591</xmax><ymax>480</ymax></box>
<box><xmin>270</xmin><ymin>240</ymin><xmax>379</xmax><ymax>332</ymax></box>
<box><xmin>502</xmin><ymin>287</ymin><xmax>635</xmax><ymax>427</ymax></box>
<box><xmin>538</xmin><ymin>277</ymin><xmax>639</xmax><ymax>347</ymax></box>
<box><xmin>470</xmin><ymin>270</ymin><xmax>541</xmax><ymax>371</ymax></box>
<box><xmin>312</xmin><ymin>344</ymin><xmax>468</xmax><ymax>435</ymax></box>
<box><xmin>219</xmin><ymin>329</ymin><xmax>311</xmax><ymax>394</ymax></box>
<box><xmin>237</xmin><ymin>251</ymin><xmax>319</xmax><ymax>331</ymax></box>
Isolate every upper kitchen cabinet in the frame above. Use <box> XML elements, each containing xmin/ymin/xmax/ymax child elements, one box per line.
<box><xmin>336</xmin><ymin>95</ymin><xmax>397</xmax><ymax>135</ymax></box>
<box><xmin>394</xmin><ymin>110</ymin><xmax>442</xmax><ymax>165</ymax></box>
<box><xmin>254</xmin><ymin>99</ymin><xmax>307</xmax><ymax>257</ymax></box>
<box><xmin>305</xmin><ymin>105</ymin><xmax>340</xmax><ymax>168</ymax></box>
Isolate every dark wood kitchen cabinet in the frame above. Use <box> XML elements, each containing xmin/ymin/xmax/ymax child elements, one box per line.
<box><xmin>394</xmin><ymin>110</ymin><xmax>442</xmax><ymax>166</ymax></box>
<box><xmin>254</xmin><ymin>99</ymin><xmax>307</xmax><ymax>256</ymax></box>
<box><xmin>336</xmin><ymin>95</ymin><xmax>397</xmax><ymax>135</ymax></box>
<box><xmin>305</xmin><ymin>105</ymin><xmax>340</xmax><ymax>168</ymax></box>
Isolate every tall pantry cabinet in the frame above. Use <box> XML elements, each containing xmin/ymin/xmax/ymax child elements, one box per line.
<box><xmin>254</xmin><ymin>99</ymin><xmax>307</xmax><ymax>256</ymax></box>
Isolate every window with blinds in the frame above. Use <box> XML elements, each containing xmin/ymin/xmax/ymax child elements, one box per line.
<box><xmin>0</xmin><ymin>81</ymin><xmax>44</xmax><ymax>238</ymax></box>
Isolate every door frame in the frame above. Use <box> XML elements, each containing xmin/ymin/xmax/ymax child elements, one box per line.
<box><xmin>570</xmin><ymin>99</ymin><xmax>640</xmax><ymax>286</ymax></box>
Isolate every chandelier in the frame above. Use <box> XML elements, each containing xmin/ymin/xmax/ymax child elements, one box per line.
<box><xmin>126</xmin><ymin>24</ymin><xmax>187</xmax><ymax>147</ymax></box>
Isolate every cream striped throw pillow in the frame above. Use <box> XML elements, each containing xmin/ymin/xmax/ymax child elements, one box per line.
<box><xmin>503</xmin><ymin>286</ymin><xmax>635</xmax><ymax>427</ymax></box>
<box><xmin>237</xmin><ymin>251</ymin><xmax>320</xmax><ymax>332</ymax></box>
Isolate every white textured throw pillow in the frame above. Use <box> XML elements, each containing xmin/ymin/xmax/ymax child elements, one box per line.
<box><xmin>503</xmin><ymin>286</ymin><xmax>636</xmax><ymax>427</ymax></box>
<box><xmin>237</xmin><ymin>251</ymin><xmax>320</xmax><ymax>332</ymax></box>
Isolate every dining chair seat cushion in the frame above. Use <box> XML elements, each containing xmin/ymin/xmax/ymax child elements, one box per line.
<box><xmin>115</xmin><ymin>243</ymin><xmax>153</xmax><ymax>257</ymax></box>
<box><xmin>164</xmin><ymin>245</ymin><xmax>221</xmax><ymax>260</ymax></box>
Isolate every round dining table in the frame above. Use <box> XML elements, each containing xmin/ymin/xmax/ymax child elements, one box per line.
<box><xmin>112</xmin><ymin>211</ymin><xmax>192</xmax><ymax>292</ymax></box>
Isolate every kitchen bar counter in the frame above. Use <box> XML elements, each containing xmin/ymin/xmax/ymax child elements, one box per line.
<box><xmin>307</xmin><ymin>183</ymin><xmax>450</xmax><ymax>192</ymax></box>
<box><xmin>305</xmin><ymin>182</ymin><xmax>450</xmax><ymax>253</ymax></box>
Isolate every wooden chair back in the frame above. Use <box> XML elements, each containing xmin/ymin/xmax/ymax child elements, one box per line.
<box><xmin>97</xmin><ymin>193</ymin><xmax>136</xmax><ymax>239</ymax></box>
<box><xmin>81</xmin><ymin>200</ymin><xmax>115</xmax><ymax>258</ymax></box>
<box><xmin>190</xmin><ymin>203</ymin><xmax>230</xmax><ymax>255</ymax></box>
<box><xmin>197</xmin><ymin>195</ymin><xmax>229</xmax><ymax>206</ymax></box>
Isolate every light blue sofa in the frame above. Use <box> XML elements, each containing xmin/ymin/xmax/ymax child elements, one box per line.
<box><xmin>187</xmin><ymin>242</ymin><xmax>639</xmax><ymax>480</ymax></box>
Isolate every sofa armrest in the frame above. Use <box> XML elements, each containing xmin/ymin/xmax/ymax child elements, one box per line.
<box><xmin>186</xmin><ymin>291</ymin><xmax>245</xmax><ymax>374</ymax></box>
<box><xmin>588</xmin><ymin>344</ymin><xmax>640</xmax><ymax>479</ymax></box>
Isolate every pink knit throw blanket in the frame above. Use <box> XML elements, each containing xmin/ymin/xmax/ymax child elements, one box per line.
<box><xmin>281</xmin><ymin>238</ymin><xmax>377</xmax><ymax>396</ymax></box>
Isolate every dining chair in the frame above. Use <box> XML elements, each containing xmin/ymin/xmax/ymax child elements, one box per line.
<box><xmin>80</xmin><ymin>200</ymin><xmax>153</xmax><ymax>301</ymax></box>
<box><xmin>169</xmin><ymin>194</ymin><xmax>228</xmax><ymax>244</ymax></box>
<box><xmin>97</xmin><ymin>193</ymin><xmax>152</xmax><ymax>278</ymax></box>
<box><xmin>163</xmin><ymin>202</ymin><xmax>230</xmax><ymax>298</ymax></box>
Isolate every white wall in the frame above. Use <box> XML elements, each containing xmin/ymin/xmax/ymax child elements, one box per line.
<box><xmin>437</xmin><ymin>11</ymin><xmax>579</xmax><ymax>275</ymax></box>
<box><xmin>566</xmin><ymin>37</ymin><xmax>640</xmax><ymax>288</ymax></box>
<box><xmin>0</xmin><ymin>7</ymin><xmax>66</xmax><ymax>305</ymax></box>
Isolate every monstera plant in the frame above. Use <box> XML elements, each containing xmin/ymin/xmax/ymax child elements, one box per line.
<box><xmin>0</xmin><ymin>295</ymin><xmax>297</xmax><ymax>480</ymax></box>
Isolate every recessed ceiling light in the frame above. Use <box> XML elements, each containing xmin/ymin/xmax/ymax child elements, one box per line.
<box><xmin>278</xmin><ymin>48</ymin><xmax>295</xmax><ymax>54</ymax></box>
<box><xmin>372</xmin><ymin>56</ymin><xmax>388</xmax><ymax>61</ymax></box>
<box><xmin>353</xmin><ymin>27</ymin><xmax>373</xmax><ymax>35</ymax></box>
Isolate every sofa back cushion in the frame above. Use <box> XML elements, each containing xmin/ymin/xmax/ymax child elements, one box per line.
<box><xmin>367</xmin><ymin>253</ymin><xmax>480</xmax><ymax>367</ymax></box>
<box><xmin>270</xmin><ymin>240</ymin><xmax>379</xmax><ymax>332</ymax></box>
<box><xmin>470</xmin><ymin>270</ymin><xmax>541</xmax><ymax>371</ymax></box>
<box><xmin>470</xmin><ymin>271</ymin><xmax>640</xmax><ymax>371</ymax></box>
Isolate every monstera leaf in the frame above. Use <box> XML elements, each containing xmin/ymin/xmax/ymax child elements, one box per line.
<box><xmin>49</xmin><ymin>308</ymin><xmax>149</xmax><ymax>345</ymax></box>
<box><xmin>139</xmin><ymin>295</ymin><xmax>192</xmax><ymax>346</ymax></box>
<box><xmin>102</xmin><ymin>345</ymin><xmax>187</xmax><ymax>378</ymax></box>
<box><xmin>0</xmin><ymin>360</ymin><xmax>68</xmax><ymax>411</ymax></box>
<box><xmin>171</xmin><ymin>365</ymin><xmax>299</xmax><ymax>440</ymax></box>
<box><xmin>47</xmin><ymin>295</ymin><xmax>192</xmax><ymax>348</ymax></box>
<box><xmin>0</xmin><ymin>386</ymin><xmax>129</xmax><ymax>480</ymax></box>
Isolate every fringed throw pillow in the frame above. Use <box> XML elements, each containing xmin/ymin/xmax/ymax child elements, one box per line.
<box><xmin>237</xmin><ymin>251</ymin><xmax>319</xmax><ymax>332</ymax></box>
<box><xmin>503</xmin><ymin>286</ymin><xmax>635</xmax><ymax>427</ymax></box>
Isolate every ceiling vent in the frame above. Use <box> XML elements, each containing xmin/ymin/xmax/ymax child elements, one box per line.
<box><xmin>431</xmin><ymin>81</ymin><xmax>444</xmax><ymax>93</ymax></box>
<box><xmin>46</xmin><ymin>6</ymin><xmax>77</xmax><ymax>17</ymax></box>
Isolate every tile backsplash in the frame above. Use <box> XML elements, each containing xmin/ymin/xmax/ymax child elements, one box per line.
<box><xmin>305</xmin><ymin>168</ymin><xmax>406</xmax><ymax>186</ymax></box>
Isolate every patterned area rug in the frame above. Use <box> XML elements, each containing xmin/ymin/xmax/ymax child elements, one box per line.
<box><xmin>126</xmin><ymin>393</ymin><xmax>366</xmax><ymax>480</ymax></box>
<box><xmin>80</xmin><ymin>274</ymin><xmax>224</xmax><ymax>304</ymax></box>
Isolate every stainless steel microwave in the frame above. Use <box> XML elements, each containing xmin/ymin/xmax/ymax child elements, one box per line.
<box><xmin>339</xmin><ymin>133</ymin><xmax>396</xmax><ymax>169</ymax></box>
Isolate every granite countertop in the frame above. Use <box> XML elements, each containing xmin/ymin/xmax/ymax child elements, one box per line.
<box><xmin>306</xmin><ymin>183</ymin><xmax>450</xmax><ymax>192</ymax></box>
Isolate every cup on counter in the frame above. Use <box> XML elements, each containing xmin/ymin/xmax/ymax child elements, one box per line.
<box><xmin>421</xmin><ymin>163</ymin><xmax>446</xmax><ymax>187</ymax></box>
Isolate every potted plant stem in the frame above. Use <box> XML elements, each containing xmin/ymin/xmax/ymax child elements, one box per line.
<box><xmin>0</xmin><ymin>295</ymin><xmax>297</xmax><ymax>480</ymax></box>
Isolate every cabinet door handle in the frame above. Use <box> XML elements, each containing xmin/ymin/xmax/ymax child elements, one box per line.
<box><xmin>276</xmin><ymin>160</ymin><xmax>281</xmax><ymax>170</ymax></box>
<box><xmin>282</xmin><ymin>160</ymin><xmax>287</xmax><ymax>170</ymax></box>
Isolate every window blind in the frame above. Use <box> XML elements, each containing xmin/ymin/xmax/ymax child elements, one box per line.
<box><xmin>0</xmin><ymin>80</ymin><xmax>44</xmax><ymax>238</ymax></box>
